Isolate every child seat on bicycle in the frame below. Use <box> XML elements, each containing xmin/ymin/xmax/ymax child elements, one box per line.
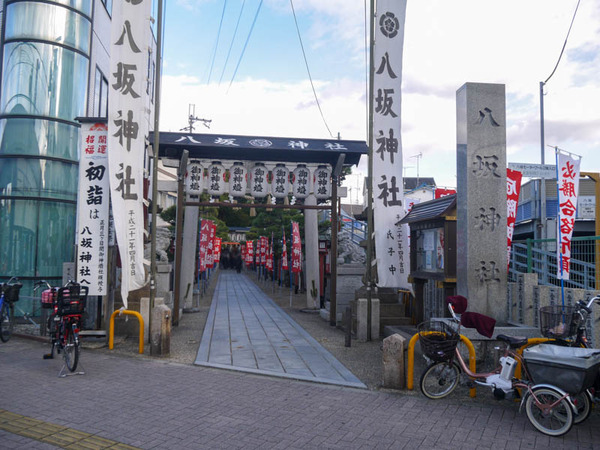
<box><xmin>446</xmin><ymin>295</ymin><xmax>496</xmax><ymax>338</ymax></box>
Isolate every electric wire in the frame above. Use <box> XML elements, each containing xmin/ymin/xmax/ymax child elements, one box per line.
<box><xmin>228</xmin><ymin>0</ymin><xmax>264</xmax><ymax>91</ymax></box>
<box><xmin>207</xmin><ymin>0</ymin><xmax>228</xmax><ymax>85</ymax></box>
<box><xmin>544</xmin><ymin>0</ymin><xmax>581</xmax><ymax>84</ymax></box>
<box><xmin>219</xmin><ymin>0</ymin><xmax>247</xmax><ymax>85</ymax></box>
<box><xmin>289</xmin><ymin>0</ymin><xmax>333</xmax><ymax>138</ymax></box>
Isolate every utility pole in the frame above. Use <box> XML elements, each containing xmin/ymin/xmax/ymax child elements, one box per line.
<box><xmin>181</xmin><ymin>104</ymin><xmax>211</xmax><ymax>133</ymax></box>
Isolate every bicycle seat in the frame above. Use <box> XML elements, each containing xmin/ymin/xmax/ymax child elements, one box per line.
<box><xmin>496</xmin><ymin>334</ymin><xmax>528</xmax><ymax>349</ymax></box>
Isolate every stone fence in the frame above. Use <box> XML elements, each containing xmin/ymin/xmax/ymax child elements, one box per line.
<box><xmin>508</xmin><ymin>272</ymin><xmax>600</xmax><ymax>348</ymax></box>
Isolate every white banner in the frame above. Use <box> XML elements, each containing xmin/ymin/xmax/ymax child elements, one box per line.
<box><xmin>556</xmin><ymin>152</ymin><xmax>581</xmax><ymax>280</ymax></box>
<box><xmin>108</xmin><ymin>1</ymin><xmax>152</xmax><ymax>307</ymax></box>
<box><xmin>371</xmin><ymin>0</ymin><xmax>409</xmax><ymax>288</ymax></box>
<box><xmin>76</xmin><ymin>122</ymin><xmax>110</xmax><ymax>295</ymax></box>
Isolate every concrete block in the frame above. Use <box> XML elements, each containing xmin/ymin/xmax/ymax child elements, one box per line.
<box><xmin>382</xmin><ymin>333</ymin><xmax>406</xmax><ymax>389</ymax></box>
<box><xmin>150</xmin><ymin>304</ymin><xmax>171</xmax><ymax>356</ymax></box>
<box><xmin>356</xmin><ymin>298</ymin><xmax>380</xmax><ymax>342</ymax></box>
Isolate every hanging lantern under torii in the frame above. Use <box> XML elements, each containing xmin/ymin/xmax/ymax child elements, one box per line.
<box><xmin>250</xmin><ymin>162</ymin><xmax>268</xmax><ymax>198</ymax></box>
<box><xmin>291</xmin><ymin>164</ymin><xmax>310</xmax><ymax>199</ymax></box>
<box><xmin>229</xmin><ymin>161</ymin><xmax>247</xmax><ymax>197</ymax></box>
<box><xmin>207</xmin><ymin>161</ymin><xmax>226</xmax><ymax>196</ymax></box>
<box><xmin>185</xmin><ymin>161</ymin><xmax>203</xmax><ymax>195</ymax></box>
<box><xmin>271</xmin><ymin>163</ymin><xmax>290</xmax><ymax>199</ymax></box>
<box><xmin>314</xmin><ymin>165</ymin><xmax>331</xmax><ymax>200</ymax></box>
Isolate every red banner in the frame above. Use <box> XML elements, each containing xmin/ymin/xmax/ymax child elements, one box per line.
<box><xmin>206</xmin><ymin>221</ymin><xmax>216</xmax><ymax>268</ymax></box>
<box><xmin>281</xmin><ymin>232</ymin><xmax>289</xmax><ymax>271</ymax></box>
<box><xmin>434</xmin><ymin>188</ymin><xmax>456</xmax><ymax>199</ymax></box>
<box><xmin>291</xmin><ymin>222</ymin><xmax>302</xmax><ymax>273</ymax></box>
<box><xmin>266</xmin><ymin>237</ymin><xmax>273</xmax><ymax>272</ymax></box>
<box><xmin>198</xmin><ymin>220</ymin><xmax>212</xmax><ymax>273</ymax></box>
<box><xmin>246</xmin><ymin>241</ymin><xmax>253</xmax><ymax>266</ymax></box>
<box><xmin>506</xmin><ymin>169</ymin><xmax>522</xmax><ymax>269</ymax></box>
<box><xmin>214</xmin><ymin>237</ymin><xmax>222</xmax><ymax>263</ymax></box>
<box><xmin>260</xmin><ymin>236</ymin><xmax>268</xmax><ymax>266</ymax></box>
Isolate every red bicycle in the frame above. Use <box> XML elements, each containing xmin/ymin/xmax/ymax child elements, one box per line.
<box><xmin>36</xmin><ymin>280</ymin><xmax>87</xmax><ymax>373</ymax></box>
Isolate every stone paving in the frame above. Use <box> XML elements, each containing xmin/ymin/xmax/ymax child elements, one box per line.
<box><xmin>2</xmin><ymin>338</ymin><xmax>600</xmax><ymax>449</ymax></box>
<box><xmin>195</xmin><ymin>272</ymin><xmax>365</xmax><ymax>388</ymax></box>
<box><xmin>3</xmin><ymin>269</ymin><xmax>600</xmax><ymax>448</ymax></box>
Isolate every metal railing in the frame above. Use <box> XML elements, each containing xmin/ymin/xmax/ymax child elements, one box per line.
<box><xmin>320</xmin><ymin>210</ymin><xmax>366</xmax><ymax>244</ymax></box>
<box><xmin>509</xmin><ymin>236</ymin><xmax>600</xmax><ymax>291</ymax></box>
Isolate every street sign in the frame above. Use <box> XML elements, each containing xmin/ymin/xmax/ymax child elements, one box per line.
<box><xmin>507</xmin><ymin>162</ymin><xmax>556</xmax><ymax>178</ymax></box>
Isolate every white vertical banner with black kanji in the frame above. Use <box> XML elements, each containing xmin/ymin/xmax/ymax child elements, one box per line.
<box><xmin>108</xmin><ymin>1</ymin><xmax>152</xmax><ymax>307</ymax></box>
<box><xmin>556</xmin><ymin>151</ymin><xmax>581</xmax><ymax>280</ymax></box>
<box><xmin>371</xmin><ymin>0</ymin><xmax>409</xmax><ymax>288</ymax></box>
<box><xmin>76</xmin><ymin>122</ymin><xmax>109</xmax><ymax>295</ymax></box>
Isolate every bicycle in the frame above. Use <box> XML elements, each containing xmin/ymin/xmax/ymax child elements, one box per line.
<box><xmin>0</xmin><ymin>277</ymin><xmax>23</xmax><ymax>342</ymax></box>
<box><xmin>35</xmin><ymin>280</ymin><xmax>88</xmax><ymax>374</ymax></box>
<box><xmin>528</xmin><ymin>295</ymin><xmax>600</xmax><ymax>424</ymax></box>
<box><xmin>418</xmin><ymin>296</ymin><xmax>588</xmax><ymax>437</ymax></box>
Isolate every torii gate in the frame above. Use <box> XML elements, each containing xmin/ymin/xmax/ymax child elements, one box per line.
<box><xmin>149</xmin><ymin>131</ymin><xmax>367</xmax><ymax>325</ymax></box>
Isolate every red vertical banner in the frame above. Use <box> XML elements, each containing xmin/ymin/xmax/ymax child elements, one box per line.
<box><xmin>206</xmin><ymin>221</ymin><xmax>216</xmax><ymax>268</ymax></box>
<box><xmin>260</xmin><ymin>236</ymin><xmax>268</xmax><ymax>266</ymax></box>
<box><xmin>199</xmin><ymin>220</ymin><xmax>211</xmax><ymax>273</ymax></box>
<box><xmin>246</xmin><ymin>241</ymin><xmax>253</xmax><ymax>266</ymax></box>
<box><xmin>281</xmin><ymin>231</ymin><xmax>289</xmax><ymax>271</ymax></box>
<box><xmin>556</xmin><ymin>151</ymin><xmax>581</xmax><ymax>280</ymax></box>
<box><xmin>291</xmin><ymin>222</ymin><xmax>302</xmax><ymax>273</ymax></box>
<box><xmin>214</xmin><ymin>237</ymin><xmax>222</xmax><ymax>264</ymax></box>
<box><xmin>265</xmin><ymin>240</ymin><xmax>273</xmax><ymax>272</ymax></box>
<box><xmin>506</xmin><ymin>169</ymin><xmax>522</xmax><ymax>270</ymax></box>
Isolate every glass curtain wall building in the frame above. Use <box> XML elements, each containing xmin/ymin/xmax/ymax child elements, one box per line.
<box><xmin>0</xmin><ymin>1</ymin><xmax>109</xmax><ymax>310</ymax></box>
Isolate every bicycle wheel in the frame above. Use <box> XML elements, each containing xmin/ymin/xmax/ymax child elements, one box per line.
<box><xmin>419</xmin><ymin>361</ymin><xmax>461</xmax><ymax>399</ymax></box>
<box><xmin>525</xmin><ymin>386</ymin><xmax>573</xmax><ymax>436</ymax></box>
<box><xmin>63</xmin><ymin>327</ymin><xmax>79</xmax><ymax>372</ymax></box>
<box><xmin>0</xmin><ymin>301</ymin><xmax>12</xmax><ymax>342</ymax></box>
<box><xmin>570</xmin><ymin>391</ymin><xmax>592</xmax><ymax>425</ymax></box>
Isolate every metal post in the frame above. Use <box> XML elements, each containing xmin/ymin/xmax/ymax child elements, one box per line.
<box><xmin>149</xmin><ymin>0</ymin><xmax>164</xmax><ymax>344</ymax></box>
<box><xmin>365</xmin><ymin>0</ymin><xmax>376</xmax><ymax>341</ymax></box>
<box><xmin>539</xmin><ymin>82</ymin><xmax>547</xmax><ymax>241</ymax></box>
<box><xmin>172</xmin><ymin>150</ymin><xmax>188</xmax><ymax>326</ymax></box>
<box><xmin>330</xmin><ymin>176</ymin><xmax>338</xmax><ymax>327</ymax></box>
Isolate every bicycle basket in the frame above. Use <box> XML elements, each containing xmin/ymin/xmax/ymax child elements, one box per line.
<box><xmin>57</xmin><ymin>285</ymin><xmax>88</xmax><ymax>315</ymax></box>
<box><xmin>539</xmin><ymin>305</ymin><xmax>578</xmax><ymax>339</ymax></box>
<box><xmin>418</xmin><ymin>321</ymin><xmax>460</xmax><ymax>362</ymax></box>
<box><xmin>41</xmin><ymin>289</ymin><xmax>58</xmax><ymax>309</ymax></box>
<box><xmin>2</xmin><ymin>283</ymin><xmax>22</xmax><ymax>303</ymax></box>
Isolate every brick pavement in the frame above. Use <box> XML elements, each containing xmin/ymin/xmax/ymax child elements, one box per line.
<box><xmin>2</xmin><ymin>338</ymin><xmax>600</xmax><ymax>449</ymax></box>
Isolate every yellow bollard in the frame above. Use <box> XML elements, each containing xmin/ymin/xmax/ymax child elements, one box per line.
<box><xmin>407</xmin><ymin>332</ymin><xmax>477</xmax><ymax>398</ymax></box>
<box><xmin>109</xmin><ymin>309</ymin><xmax>145</xmax><ymax>354</ymax></box>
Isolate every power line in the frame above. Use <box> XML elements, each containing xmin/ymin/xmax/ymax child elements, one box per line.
<box><xmin>207</xmin><ymin>0</ymin><xmax>229</xmax><ymax>85</ymax></box>
<box><xmin>228</xmin><ymin>0</ymin><xmax>264</xmax><ymax>91</ymax></box>
<box><xmin>544</xmin><ymin>0</ymin><xmax>581</xmax><ymax>84</ymax></box>
<box><xmin>289</xmin><ymin>0</ymin><xmax>333</xmax><ymax>138</ymax></box>
<box><xmin>219</xmin><ymin>0</ymin><xmax>247</xmax><ymax>85</ymax></box>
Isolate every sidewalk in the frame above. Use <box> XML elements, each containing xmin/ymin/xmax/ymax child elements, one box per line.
<box><xmin>3</xmin><ymin>270</ymin><xmax>600</xmax><ymax>448</ymax></box>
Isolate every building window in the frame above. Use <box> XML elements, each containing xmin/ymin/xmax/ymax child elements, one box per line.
<box><xmin>93</xmin><ymin>68</ymin><xmax>108</xmax><ymax>118</ymax></box>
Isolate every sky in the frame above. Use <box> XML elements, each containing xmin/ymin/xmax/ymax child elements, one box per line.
<box><xmin>158</xmin><ymin>0</ymin><xmax>600</xmax><ymax>201</ymax></box>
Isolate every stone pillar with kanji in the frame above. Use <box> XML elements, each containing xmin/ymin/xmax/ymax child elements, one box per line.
<box><xmin>456</xmin><ymin>82</ymin><xmax>508</xmax><ymax>322</ymax></box>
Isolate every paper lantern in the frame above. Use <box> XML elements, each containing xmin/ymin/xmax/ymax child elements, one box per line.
<box><xmin>185</xmin><ymin>162</ymin><xmax>203</xmax><ymax>195</ymax></box>
<box><xmin>229</xmin><ymin>162</ymin><xmax>247</xmax><ymax>197</ymax></box>
<box><xmin>314</xmin><ymin>165</ymin><xmax>331</xmax><ymax>199</ymax></box>
<box><xmin>250</xmin><ymin>163</ymin><xmax>268</xmax><ymax>198</ymax></box>
<box><xmin>291</xmin><ymin>164</ymin><xmax>310</xmax><ymax>199</ymax></box>
<box><xmin>271</xmin><ymin>164</ymin><xmax>290</xmax><ymax>198</ymax></box>
<box><xmin>207</xmin><ymin>161</ymin><xmax>226</xmax><ymax>196</ymax></box>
